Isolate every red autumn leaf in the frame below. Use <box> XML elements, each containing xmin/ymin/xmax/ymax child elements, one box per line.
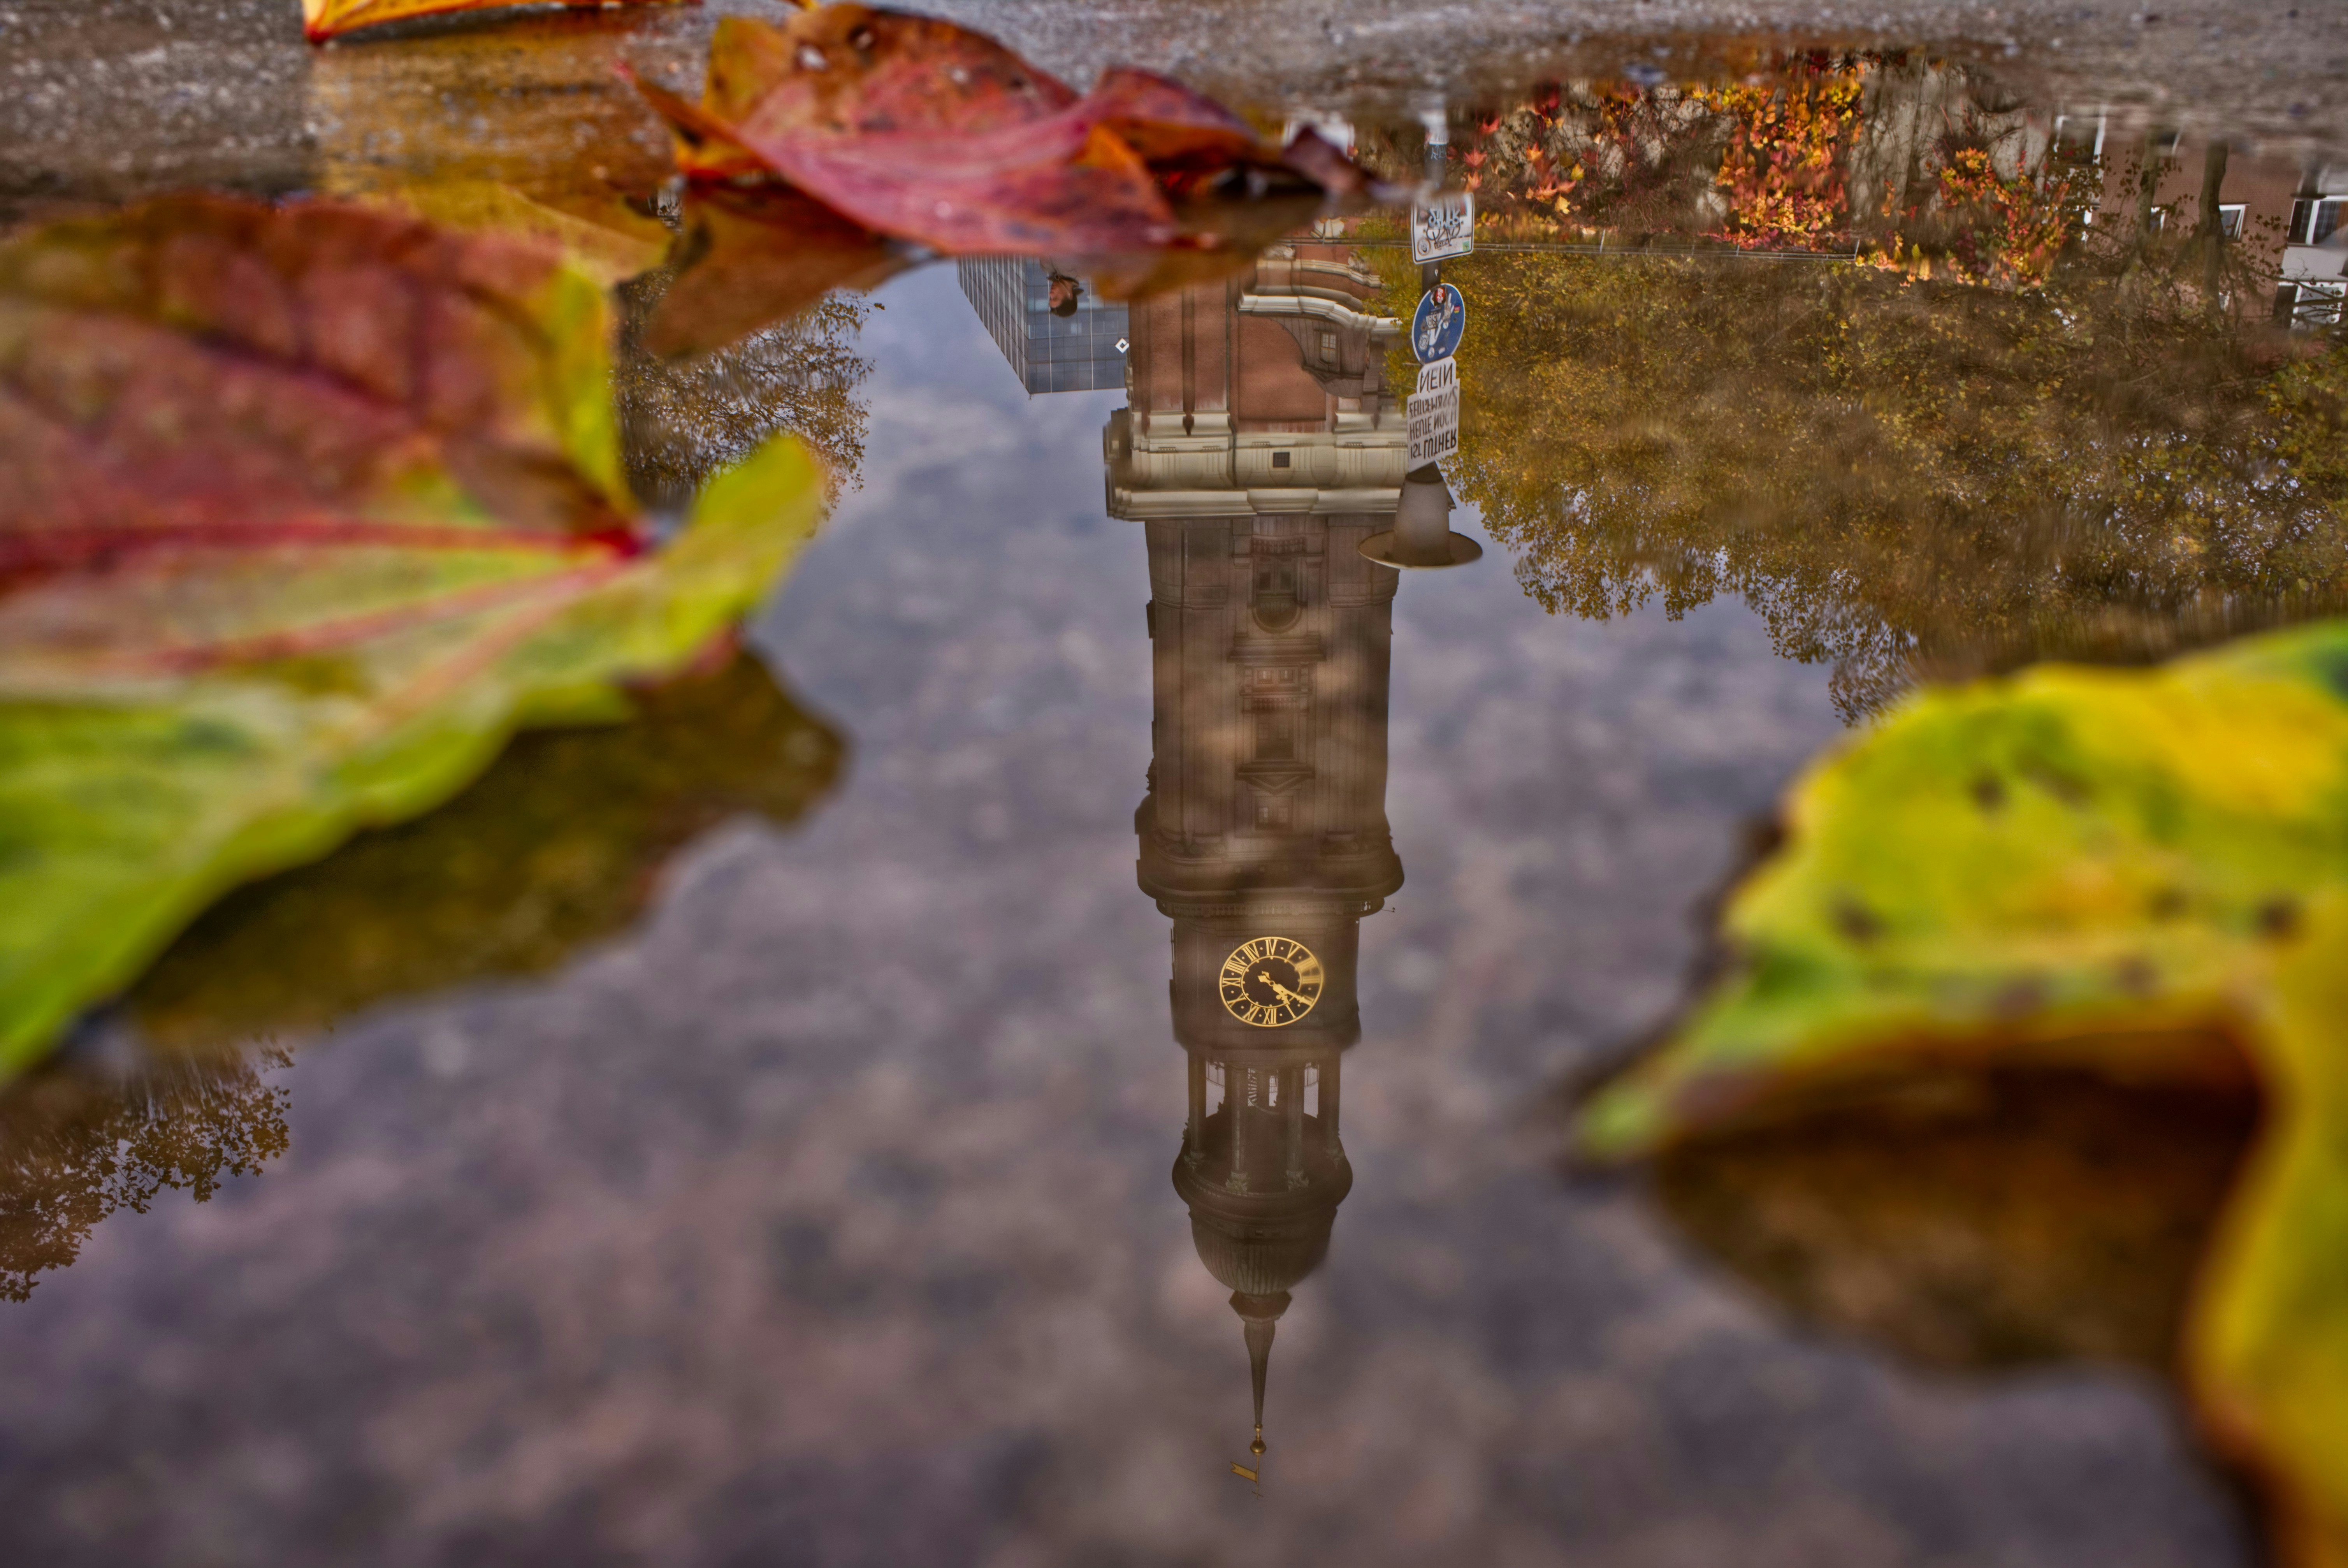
<box><xmin>1</xmin><ymin>196</ymin><xmax>636</xmax><ymax>579</ymax></box>
<box><xmin>1077</xmin><ymin>67</ymin><xmax>1266</xmax><ymax>173</ymax></box>
<box><xmin>744</xmin><ymin>111</ymin><xmax>1181</xmax><ymax>255</ymax></box>
<box><xmin>705</xmin><ymin>7</ymin><xmax>1076</xmax><ymax>141</ymax></box>
<box><xmin>640</xmin><ymin>150</ymin><xmax>1326</xmax><ymax>360</ymax></box>
<box><xmin>627</xmin><ymin>5</ymin><xmax>1372</xmax><ymax>260</ymax></box>
<box><xmin>634</xmin><ymin>9</ymin><xmax>1077</xmax><ymax>183</ymax></box>
<box><xmin>0</xmin><ymin>197</ymin><xmax>636</xmax><ymax>680</ymax></box>
<box><xmin>301</xmin><ymin>0</ymin><xmax>687</xmax><ymax>44</ymax></box>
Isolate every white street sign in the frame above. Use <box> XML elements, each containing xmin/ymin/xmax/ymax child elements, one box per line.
<box><xmin>1407</xmin><ymin>355</ymin><xmax>1459</xmax><ymax>466</ymax></box>
<box><xmin>1410</xmin><ymin>192</ymin><xmax>1475</xmax><ymax>264</ymax></box>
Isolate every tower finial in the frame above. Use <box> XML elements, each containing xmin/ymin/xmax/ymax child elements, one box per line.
<box><xmin>1244</xmin><ymin>1314</ymin><xmax>1275</xmax><ymax>1445</ymax></box>
<box><xmin>1239</xmin><ymin>1314</ymin><xmax>1277</xmax><ymax>1436</ymax></box>
<box><xmin>1232</xmin><ymin>1289</ymin><xmax>1290</xmax><ymax>1467</ymax></box>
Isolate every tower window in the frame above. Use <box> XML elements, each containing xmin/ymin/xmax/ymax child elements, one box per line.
<box><xmin>1272</xmin><ymin>450</ymin><xmax>1292</xmax><ymax>468</ymax></box>
<box><xmin>1249</xmin><ymin>548</ymin><xmax>1302</xmax><ymax>631</ymax></box>
<box><xmin>1255</xmin><ymin>710</ymin><xmax>1295</xmax><ymax>761</ymax></box>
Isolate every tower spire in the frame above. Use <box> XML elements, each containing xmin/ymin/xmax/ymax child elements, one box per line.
<box><xmin>1246</xmin><ymin>1314</ymin><xmax>1274</xmax><ymax>1457</ymax></box>
<box><xmin>1231</xmin><ymin>1289</ymin><xmax>1290</xmax><ymax>1460</ymax></box>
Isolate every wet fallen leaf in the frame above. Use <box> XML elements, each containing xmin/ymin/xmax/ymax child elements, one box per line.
<box><xmin>638</xmin><ymin>165</ymin><xmax>1321</xmax><ymax>360</ymax></box>
<box><xmin>0</xmin><ymin>197</ymin><xmax>826</xmax><ymax>1076</ymax></box>
<box><xmin>1576</xmin><ymin>620</ymin><xmax>2348</xmax><ymax>1566</ymax></box>
<box><xmin>626</xmin><ymin>7</ymin><xmax>1371</xmax><ymax>260</ymax></box>
<box><xmin>653</xmin><ymin>4</ymin><xmax>1079</xmax><ymax>183</ymax></box>
<box><xmin>302</xmin><ymin>0</ymin><xmax>685</xmax><ymax>44</ymax></box>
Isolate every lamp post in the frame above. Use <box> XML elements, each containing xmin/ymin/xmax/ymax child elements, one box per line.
<box><xmin>1359</xmin><ymin>464</ymin><xmax>1482</xmax><ymax>569</ymax></box>
<box><xmin>1420</xmin><ymin>104</ymin><xmax>1449</xmax><ymax>293</ymax></box>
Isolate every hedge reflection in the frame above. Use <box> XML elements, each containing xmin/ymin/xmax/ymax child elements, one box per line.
<box><xmin>1422</xmin><ymin>248</ymin><xmax>2346</xmax><ymax>716</ymax></box>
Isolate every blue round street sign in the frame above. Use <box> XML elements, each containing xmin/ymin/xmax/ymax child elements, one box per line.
<box><xmin>1411</xmin><ymin>282</ymin><xmax>1466</xmax><ymax>363</ymax></box>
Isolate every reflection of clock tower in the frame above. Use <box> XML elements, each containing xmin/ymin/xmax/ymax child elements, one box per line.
<box><xmin>1108</xmin><ymin>234</ymin><xmax>1408</xmax><ymax>1464</ymax></box>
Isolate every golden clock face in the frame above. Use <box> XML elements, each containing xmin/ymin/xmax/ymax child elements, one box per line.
<box><xmin>1220</xmin><ymin>937</ymin><xmax>1324</xmax><ymax>1028</ymax></box>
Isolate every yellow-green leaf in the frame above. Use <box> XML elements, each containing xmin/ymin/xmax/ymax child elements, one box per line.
<box><xmin>301</xmin><ymin>0</ymin><xmax>684</xmax><ymax>44</ymax></box>
<box><xmin>1578</xmin><ymin>620</ymin><xmax>2348</xmax><ymax>1565</ymax></box>
<box><xmin>0</xmin><ymin>198</ymin><xmax>827</xmax><ymax>1078</ymax></box>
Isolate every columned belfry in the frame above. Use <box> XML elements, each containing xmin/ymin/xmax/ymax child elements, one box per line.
<box><xmin>1110</xmin><ymin>236</ymin><xmax>1408</xmax><ymax>1466</ymax></box>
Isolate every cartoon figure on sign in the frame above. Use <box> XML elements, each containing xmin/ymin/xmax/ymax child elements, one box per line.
<box><xmin>1411</xmin><ymin>283</ymin><xmax>1466</xmax><ymax>364</ymax></box>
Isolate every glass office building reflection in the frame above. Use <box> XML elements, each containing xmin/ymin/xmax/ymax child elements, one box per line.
<box><xmin>958</xmin><ymin>257</ymin><xmax>1134</xmax><ymax>395</ymax></box>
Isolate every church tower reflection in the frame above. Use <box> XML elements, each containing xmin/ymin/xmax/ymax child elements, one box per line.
<box><xmin>1107</xmin><ymin>232</ymin><xmax>1426</xmax><ymax>1464</ymax></box>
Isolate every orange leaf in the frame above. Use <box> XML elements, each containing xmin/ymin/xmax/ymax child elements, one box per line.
<box><xmin>302</xmin><ymin>0</ymin><xmax>688</xmax><ymax>44</ymax></box>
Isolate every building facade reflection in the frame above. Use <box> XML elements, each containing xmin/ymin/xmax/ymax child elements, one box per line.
<box><xmin>1108</xmin><ymin>236</ymin><xmax>1413</xmax><ymax>1465</ymax></box>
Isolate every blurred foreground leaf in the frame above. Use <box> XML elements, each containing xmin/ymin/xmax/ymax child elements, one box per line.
<box><xmin>0</xmin><ymin>197</ymin><xmax>826</xmax><ymax>1078</ymax></box>
<box><xmin>1578</xmin><ymin>620</ymin><xmax>2348</xmax><ymax>1565</ymax></box>
<box><xmin>0</xmin><ymin>652</ymin><xmax>838</xmax><ymax>1303</ymax></box>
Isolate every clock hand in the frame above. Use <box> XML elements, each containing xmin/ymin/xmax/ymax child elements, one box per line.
<box><xmin>1237</xmin><ymin>966</ymin><xmax>1317</xmax><ymax>1017</ymax></box>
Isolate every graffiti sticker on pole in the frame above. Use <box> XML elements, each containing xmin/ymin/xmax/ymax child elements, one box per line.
<box><xmin>1407</xmin><ymin>355</ymin><xmax>1459</xmax><ymax>466</ymax></box>
<box><xmin>1410</xmin><ymin>191</ymin><xmax>1476</xmax><ymax>264</ymax></box>
<box><xmin>1410</xmin><ymin>282</ymin><xmax>1466</xmax><ymax>364</ymax></box>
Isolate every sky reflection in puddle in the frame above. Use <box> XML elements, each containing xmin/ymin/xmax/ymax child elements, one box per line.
<box><xmin>2</xmin><ymin>12</ymin><xmax>2343</xmax><ymax>1564</ymax></box>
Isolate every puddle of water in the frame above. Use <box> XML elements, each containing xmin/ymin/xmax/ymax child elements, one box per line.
<box><xmin>2</xmin><ymin>7</ymin><xmax>2343</xmax><ymax>1564</ymax></box>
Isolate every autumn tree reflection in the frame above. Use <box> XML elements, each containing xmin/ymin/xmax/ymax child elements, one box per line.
<box><xmin>618</xmin><ymin>279</ymin><xmax>875</xmax><ymax>510</ymax></box>
<box><xmin>1353</xmin><ymin>57</ymin><xmax>2348</xmax><ymax>716</ymax></box>
<box><xmin>1429</xmin><ymin>250</ymin><xmax>2344</xmax><ymax>715</ymax></box>
<box><xmin>0</xmin><ymin>1055</ymin><xmax>290</xmax><ymax>1301</ymax></box>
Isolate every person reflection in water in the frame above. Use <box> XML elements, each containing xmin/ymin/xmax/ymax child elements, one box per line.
<box><xmin>1106</xmin><ymin>231</ymin><xmax>1464</xmax><ymax>1476</ymax></box>
<box><xmin>1046</xmin><ymin>269</ymin><xmax>1083</xmax><ymax>318</ymax></box>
